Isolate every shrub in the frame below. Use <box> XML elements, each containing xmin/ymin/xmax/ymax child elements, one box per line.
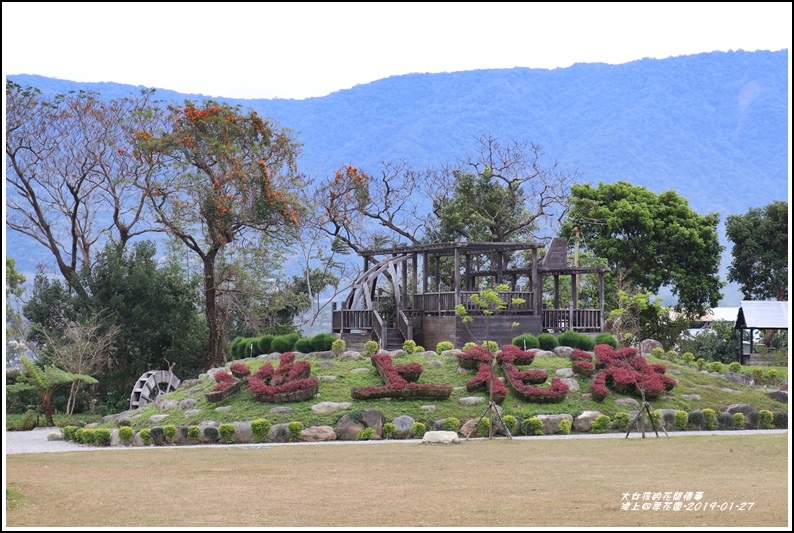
<box><xmin>402</xmin><ymin>340</ymin><xmax>417</xmax><ymax>354</ymax></box>
<box><xmin>716</xmin><ymin>412</ymin><xmax>734</xmax><ymax>430</ymax></box>
<box><xmin>257</xmin><ymin>335</ymin><xmax>274</xmax><ymax>355</ymax></box>
<box><xmin>436</xmin><ymin>341</ymin><xmax>454</xmax><ymax>354</ymax></box>
<box><xmin>662</xmin><ymin>411</ymin><xmax>676</xmax><ymax>430</ymax></box>
<box><xmin>475</xmin><ymin>417</ymin><xmax>491</xmax><ymax>437</ymax></box>
<box><xmin>118</xmin><ymin>426</ymin><xmax>134</xmax><ymax>445</ymax></box>
<box><xmin>411</xmin><ymin>422</ymin><xmax>427</xmax><ymax>439</ymax></box>
<box><xmin>502</xmin><ymin>415</ymin><xmax>518</xmax><ymax>435</ymax></box>
<box><xmin>523</xmin><ymin>417</ymin><xmax>544</xmax><ymax>436</ymax></box>
<box><xmin>331</xmin><ymin>339</ymin><xmax>346</xmax><ymax>356</ymax></box>
<box><xmin>218</xmin><ymin>423</ymin><xmax>236</xmax><ymax>444</ymax></box>
<box><xmin>708</xmin><ymin>361</ymin><xmax>723</xmax><ymax>373</ymax></box>
<box><xmin>665</xmin><ymin>350</ymin><xmax>678</xmax><ymax>361</ymax></box>
<box><xmin>687</xmin><ymin>410</ymin><xmax>704</xmax><ymax>430</ymax></box>
<box><xmin>482</xmin><ymin>340</ymin><xmax>499</xmax><ymax>353</ymax></box>
<box><xmin>251</xmin><ymin>419</ymin><xmax>272</xmax><ymax>443</ymax></box>
<box><xmin>61</xmin><ymin>425</ymin><xmax>78</xmax><ymax>441</ymax></box>
<box><xmin>310</xmin><ymin>333</ymin><xmax>337</xmax><ymax>352</ymax></box>
<box><xmin>93</xmin><ymin>428</ymin><xmax>111</xmax><ymax>446</ymax></box>
<box><xmin>356</xmin><ymin>427</ymin><xmax>376</xmax><ymax>440</ymax></box>
<box><xmin>674</xmin><ymin>410</ymin><xmax>689</xmax><ymax>431</ymax></box>
<box><xmin>13</xmin><ymin>409</ymin><xmax>38</xmax><ymax>431</ymax></box>
<box><xmin>591</xmin><ymin>415</ymin><xmax>611</xmax><ymax>434</ymax></box>
<box><xmin>538</xmin><ymin>333</ymin><xmax>559</xmax><ymax>351</ymax></box>
<box><xmin>577</xmin><ymin>335</ymin><xmax>596</xmax><ymax>351</ymax></box>
<box><xmin>294</xmin><ymin>337</ymin><xmax>314</xmax><ymax>354</ymax></box>
<box><xmin>559</xmin><ymin>419</ymin><xmax>572</xmax><ymax>435</ymax></box>
<box><xmin>728</xmin><ymin>361</ymin><xmax>742</xmax><ymax>373</ymax></box>
<box><xmin>203</xmin><ymin>426</ymin><xmax>219</xmax><ymax>443</ymax></box>
<box><xmin>701</xmin><ymin>409</ymin><xmax>717</xmax><ymax>430</ymax></box>
<box><xmin>288</xmin><ymin>421</ymin><xmax>304</xmax><ymax>442</ymax></box>
<box><xmin>594</xmin><ymin>333</ymin><xmax>617</xmax><ymax>349</ymax></box>
<box><xmin>139</xmin><ymin>428</ymin><xmax>151</xmax><ymax>446</ymax></box>
<box><xmin>164</xmin><ymin>424</ymin><xmax>178</xmax><ymax>445</ymax></box>
<box><xmin>766</xmin><ymin>369</ymin><xmax>779</xmax><ymax>384</ymax></box>
<box><xmin>650</xmin><ymin>347</ymin><xmax>665</xmax><ymax>359</ymax></box>
<box><xmin>696</xmin><ymin>357</ymin><xmax>706</xmax><ymax>370</ymax></box>
<box><xmin>681</xmin><ymin>352</ymin><xmax>694</xmax><ymax>365</ymax></box>
<box><xmin>149</xmin><ymin>426</ymin><xmax>166</xmax><ymax>445</ymax></box>
<box><xmin>556</xmin><ymin>330</ymin><xmax>580</xmax><ymax>348</ymax></box>
<box><xmin>463</xmin><ymin>342</ymin><xmax>477</xmax><ymax>351</ymax></box>
<box><xmin>751</xmin><ymin>367</ymin><xmax>764</xmax><ymax>384</ymax></box>
<box><xmin>271</xmin><ymin>335</ymin><xmax>297</xmax><ymax>353</ymax></box>
<box><xmin>363</xmin><ymin>340</ymin><xmax>379</xmax><ymax>357</ymax></box>
<box><xmin>382</xmin><ymin>422</ymin><xmax>396</xmax><ymax>439</ymax></box>
<box><xmin>512</xmin><ymin>333</ymin><xmax>539</xmax><ymax>350</ymax></box>
<box><xmin>613</xmin><ymin>412</ymin><xmax>631</xmax><ymax>433</ymax></box>
<box><xmin>773</xmin><ymin>412</ymin><xmax>787</xmax><ymax>429</ymax></box>
<box><xmin>415</xmin><ymin>345</ymin><xmax>425</xmax><ymax>352</ymax></box>
<box><xmin>187</xmin><ymin>425</ymin><xmax>201</xmax><ymax>442</ymax></box>
<box><xmin>442</xmin><ymin>417</ymin><xmax>461</xmax><ymax>432</ymax></box>
<box><xmin>732</xmin><ymin>412</ymin><xmax>745</xmax><ymax>430</ymax></box>
<box><xmin>759</xmin><ymin>410</ymin><xmax>774</xmax><ymax>429</ymax></box>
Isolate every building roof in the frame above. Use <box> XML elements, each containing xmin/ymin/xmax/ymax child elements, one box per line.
<box><xmin>735</xmin><ymin>300</ymin><xmax>790</xmax><ymax>330</ymax></box>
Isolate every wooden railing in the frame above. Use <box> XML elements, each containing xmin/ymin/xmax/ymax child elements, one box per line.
<box><xmin>332</xmin><ymin>309</ymin><xmax>372</xmax><ymax>331</ymax></box>
<box><xmin>542</xmin><ymin>308</ymin><xmax>602</xmax><ymax>332</ymax></box>
<box><xmin>396</xmin><ymin>309</ymin><xmax>412</xmax><ymax>343</ymax></box>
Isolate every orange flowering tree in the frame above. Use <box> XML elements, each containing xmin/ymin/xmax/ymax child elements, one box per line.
<box><xmin>137</xmin><ymin>101</ymin><xmax>305</xmax><ymax>367</ymax></box>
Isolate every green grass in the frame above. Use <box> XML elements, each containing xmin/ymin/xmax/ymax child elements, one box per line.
<box><xmin>59</xmin><ymin>353</ymin><xmax>787</xmax><ymax>432</ymax></box>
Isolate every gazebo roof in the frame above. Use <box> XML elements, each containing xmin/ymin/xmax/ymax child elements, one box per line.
<box><xmin>735</xmin><ymin>300</ymin><xmax>790</xmax><ymax>330</ymax></box>
<box><xmin>360</xmin><ymin>241</ymin><xmax>544</xmax><ymax>258</ymax></box>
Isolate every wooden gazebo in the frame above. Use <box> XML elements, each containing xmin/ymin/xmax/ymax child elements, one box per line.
<box><xmin>331</xmin><ymin>238</ymin><xmax>610</xmax><ymax>350</ymax></box>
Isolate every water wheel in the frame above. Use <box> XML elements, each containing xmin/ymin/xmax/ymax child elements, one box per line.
<box><xmin>129</xmin><ymin>369</ymin><xmax>181</xmax><ymax>409</ymax></box>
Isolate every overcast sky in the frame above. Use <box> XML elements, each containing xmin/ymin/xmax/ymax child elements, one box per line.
<box><xmin>2</xmin><ymin>2</ymin><xmax>791</xmax><ymax>100</ymax></box>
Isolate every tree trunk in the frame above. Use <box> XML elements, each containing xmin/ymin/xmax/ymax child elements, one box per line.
<box><xmin>202</xmin><ymin>250</ymin><xmax>225</xmax><ymax>369</ymax></box>
<box><xmin>42</xmin><ymin>390</ymin><xmax>55</xmax><ymax>427</ymax></box>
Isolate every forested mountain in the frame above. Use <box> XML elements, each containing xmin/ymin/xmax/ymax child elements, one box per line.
<box><xmin>6</xmin><ymin>50</ymin><xmax>789</xmax><ymax>306</ymax></box>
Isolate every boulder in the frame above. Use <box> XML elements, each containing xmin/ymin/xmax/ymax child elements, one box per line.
<box><xmin>422</xmin><ymin>431</ymin><xmax>459</xmax><ymax>444</ymax></box>
<box><xmin>300</xmin><ymin>426</ymin><xmax>337</xmax><ymax>442</ymax></box>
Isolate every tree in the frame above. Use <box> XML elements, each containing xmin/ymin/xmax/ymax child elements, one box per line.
<box><xmin>725</xmin><ymin>201</ymin><xmax>788</xmax><ymax>302</ymax></box>
<box><xmin>428</xmin><ymin>135</ymin><xmax>578</xmax><ymax>244</ymax></box>
<box><xmin>6</xmin><ymin>355</ymin><xmax>97</xmax><ymax>426</ymax></box>
<box><xmin>6</xmin><ymin>257</ymin><xmax>28</xmax><ymax>362</ymax></box>
<box><xmin>137</xmin><ymin>100</ymin><xmax>305</xmax><ymax>367</ymax></box>
<box><xmin>561</xmin><ymin>181</ymin><xmax>723</xmax><ymax>317</ymax></box>
<box><xmin>5</xmin><ymin>82</ymin><xmax>164</xmax><ymax>299</ymax></box>
<box><xmin>38</xmin><ymin>315</ymin><xmax>117</xmax><ymax>416</ymax></box>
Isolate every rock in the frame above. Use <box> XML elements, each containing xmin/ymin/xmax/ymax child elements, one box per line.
<box><xmin>267</xmin><ymin>423</ymin><xmax>291</xmax><ymax>443</ymax></box>
<box><xmin>420</xmin><ymin>405</ymin><xmax>436</xmax><ymax>412</ymax></box>
<box><xmin>361</xmin><ymin>409</ymin><xmax>386</xmax><ymax>435</ymax></box>
<box><xmin>459</xmin><ymin>396</ymin><xmax>486</xmax><ymax>406</ymax></box>
<box><xmin>459</xmin><ymin>418</ymin><xmax>479</xmax><ymax>438</ymax></box>
<box><xmin>681</xmin><ymin>394</ymin><xmax>701</xmax><ymax>401</ymax></box>
<box><xmin>392</xmin><ymin>415</ymin><xmax>415</xmax><ymax>439</ymax></box>
<box><xmin>767</xmin><ymin>390</ymin><xmax>787</xmax><ymax>403</ymax></box>
<box><xmin>553</xmin><ymin>346</ymin><xmax>574</xmax><ymax>357</ymax></box>
<box><xmin>535</xmin><ymin>350</ymin><xmax>556</xmax><ymax>358</ymax></box>
<box><xmin>183</xmin><ymin>409</ymin><xmax>202</xmax><ymax>417</ymax></box>
<box><xmin>724</xmin><ymin>372</ymin><xmax>753</xmax><ymax>386</ymax></box>
<box><xmin>555</xmin><ymin>368</ymin><xmax>575</xmax><ymax>378</ymax></box>
<box><xmin>232</xmin><ymin>421</ymin><xmax>253</xmax><ymax>443</ymax></box>
<box><xmin>47</xmin><ymin>432</ymin><xmax>64</xmax><ymax>441</ymax></box>
<box><xmin>311</xmin><ymin>401</ymin><xmax>352</xmax><ymax>415</ymax></box>
<box><xmin>536</xmin><ymin>414</ymin><xmax>574</xmax><ymax>435</ymax></box>
<box><xmin>340</xmin><ymin>351</ymin><xmax>362</xmax><ymax>360</ymax></box>
<box><xmin>422</xmin><ymin>431</ymin><xmax>459</xmax><ymax>444</ymax></box>
<box><xmin>560</xmin><ymin>377</ymin><xmax>579</xmax><ymax>391</ymax></box>
<box><xmin>573</xmin><ymin>410</ymin><xmax>604</xmax><ymax>432</ymax></box>
<box><xmin>149</xmin><ymin>414</ymin><xmax>169</xmax><ymax>423</ymax></box>
<box><xmin>300</xmin><ymin>426</ymin><xmax>337</xmax><ymax>442</ymax></box>
<box><xmin>440</xmin><ymin>349</ymin><xmax>462</xmax><ymax>357</ymax></box>
<box><xmin>615</xmin><ymin>397</ymin><xmax>641</xmax><ymax>407</ymax></box>
<box><xmin>317</xmin><ymin>375</ymin><xmax>337</xmax><ymax>381</ymax></box>
<box><xmin>311</xmin><ymin>351</ymin><xmax>337</xmax><ymax>359</ymax></box>
<box><xmin>178</xmin><ymin>399</ymin><xmax>197</xmax><ymax>410</ymax></box>
<box><xmin>351</xmin><ymin>367</ymin><xmax>371</xmax><ymax>373</ymax></box>
<box><xmin>639</xmin><ymin>339</ymin><xmax>663</xmax><ymax>356</ymax></box>
<box><xmin>725</xmin><ymin>404</ymin><xmax>760</xmax><ymax>428</ymax></box>
<box><xmin>335</xmin><ymin>416</ymin><xmax>366</xmax><ymax>441</ymax></box>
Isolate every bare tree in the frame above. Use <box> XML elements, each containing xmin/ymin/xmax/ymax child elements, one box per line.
<box><xmin>5</xmin><ymin>82</ymin><xmax>164</xmax><ymax>297</ymax></box>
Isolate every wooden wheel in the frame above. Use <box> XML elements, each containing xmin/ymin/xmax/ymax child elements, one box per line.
<box><xmin>129</xmin><ymin>369</ymin><xmax>181</xmax><ymax>409</ymax></box>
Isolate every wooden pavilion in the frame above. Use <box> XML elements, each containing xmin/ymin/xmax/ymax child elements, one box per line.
<box><xmin>331</xmin><ymin>238</ymin><xmax>610</xmax><ymax>350</ymax></box>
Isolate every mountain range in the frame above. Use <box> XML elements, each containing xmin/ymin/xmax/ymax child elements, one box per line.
<box><xmin>6</xmin><ymin>49</ymin><xmax>790</xmax><ymax>307</ymax></box>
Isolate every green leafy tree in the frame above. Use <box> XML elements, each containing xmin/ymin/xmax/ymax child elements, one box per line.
<box><xmin>6</xmin><ymin>355</ymin><xmax>98</xmax><ymax>426</ymax></box>
<box><xmin>137</xmin><ymin>100</ymin><xmax>305</xmax><ymax>367</ymax></box>
<box><xmin>6</xmin><ymin>258</ymin><xmax>28</xmax><ymax>362</ymax></box>
<box><xmin>561</xmin><ymin>181</ymin><xmax>723</xmax><ymax>317</ymax></box>
<box><xmin>725</xmin><ymin>201</ymin><xmax>788</xmax><ymax>302</ymax></box>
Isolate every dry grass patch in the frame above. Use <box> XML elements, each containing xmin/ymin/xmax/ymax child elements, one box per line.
<box><xmin>5</xmin><ymin>433</ymin><xmax>789</xmax><ymax>528</ymax></box>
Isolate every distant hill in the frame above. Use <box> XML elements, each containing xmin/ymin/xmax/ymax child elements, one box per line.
<box><xmin>6</xmin><ymin>50</ymin><xmax>789</xmax><ymax>306</ymax></box>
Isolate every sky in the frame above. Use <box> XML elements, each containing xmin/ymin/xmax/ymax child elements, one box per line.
<box><xmin>2</xmin><ymin>2</ymin><xmax>791</xmax><ymax>100</ymax></box>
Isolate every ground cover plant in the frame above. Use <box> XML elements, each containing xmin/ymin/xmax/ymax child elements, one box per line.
<box><xmin>4</xmin><ymin>434</ymin><xmax>788</xmax><ymax>527</ymax></box>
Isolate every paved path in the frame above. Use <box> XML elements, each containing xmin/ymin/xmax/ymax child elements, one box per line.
<box><xmin>4</xmin><ymin>427</ymin><xmax>788</xmax><ymax>455</ymax></box>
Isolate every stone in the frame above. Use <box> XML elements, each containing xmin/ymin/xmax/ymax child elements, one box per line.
<box><xmin>351</xmin><ymin>367</ymin><xmax>371</xmax><ymax>373</ymax></box>
<box><xmin>392</xmin><ymin>415</ymin><xmax>415</xmax><ymax>439</ymax></box>
<box><xmin>553</xmin><ymin>346</ymin><xmax>574</xmax><ymax>358</ymax></box>
<box><xmin>155</xmin><ymin>399</ymin><xmax>178</xmax><ymax>411</ymax></box>
<box><xmin>615</xmin><ymin>397</ymin><xmax>640</xmax><ymax>407</ymax></box>
<box><xmin>183</xmin><ymin>409</ymin><xmax>202</xmax><ymax>417</ymax></box>
<box><xmin>317</xmin><ymin>375</ymin><xmax>337</xmax><ymax>381</ymax></box>
<box><xmin>267</xmin><ymin>423</ymin><xmax>291</xmax><ymax>443</ymax></box>
<box><xmin>555</xmin><ymin>368</ymin><xmax>575</xmax><ymax>378</ymax></box>
<box><xmin>178</xmin><ymin>399</ymin><xmax>197</xmax><ymax>410</ymax></box>
<box><xmin>335</xmin><ymin>416</ymin><xmax>366</xmax><ymax>441</ymax></box>
<box><xmin>535</xmin><ymin>350</ymin><xmax>556</xmax><ymax>358</ymax></box>
<box><xmin>440</xmin><ymin>349</ymin><xmax>462</xmax><ymax>357</ymax></box>
<box><xmin>573</xmin><ymin>410</ymin><xmax>604</xmax><ymax>432</ymax></box>
<box><xmin>300</xmin><ymin>426</ymin><xmax>337</xmax><ymax>442</ymax></box>
<box><xmin>639</xmin><ymin>339</ymin><xmax>663</xmax><ymax>356</ymax></box>
<box><xmin>725</xmin><ymin>404</ymin><xmax>760</xmax><ymax>428</ymax></box>
<box><xmin>311</xmin><ymin>401</ymin><xmax>352</xmax><ymax>415</ymax></box>
<box><xmin>536</xmin><ymin>414</ymin><xmax>574</xmax><ymax>435</ymax></box>
<box><xmin>232</xmin><ymin>421</ymin><xmax>253</xmax><ymax>444</ymax></box>
<box><xmin>724</xmin><ymin>372</ymin><xmax>753</xmax><ymax>386</ymax></box>
<box><xmin>560</xmin><ymin>377</ymin><xmax>579</xmax><ymax>391</ymax></box>
<box><xmin>681</xmin><ymin>394</ymin><xmax>701</xmax><ymax>401</ymax></box>
<box><xmin>767</xmin><ymin>390</ymin><xmax>787</xmax><ymax>403</ymax></box>
<box><xmin>420</xmin><ymin>404</ymin><xmax>436</xmax><ymax>412</ymax></box>
<box><xmin>459</xmin><ymin>396</ymin><xmax>486</xmax><ymax>406</ymax></box>
<box><xmin>361</xmin><ymin>409</ymin><xmax>386</xmax><ymax>435</ymax></box>
<box><xmin>149</xmin><ymin>414</ymin><xmax>169</xmax><ymax>423</ymax></box>
<box><xmin>422</xmin><ymin>431</ymin><xmax>459</xmax><ymax>444</ymax></box>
